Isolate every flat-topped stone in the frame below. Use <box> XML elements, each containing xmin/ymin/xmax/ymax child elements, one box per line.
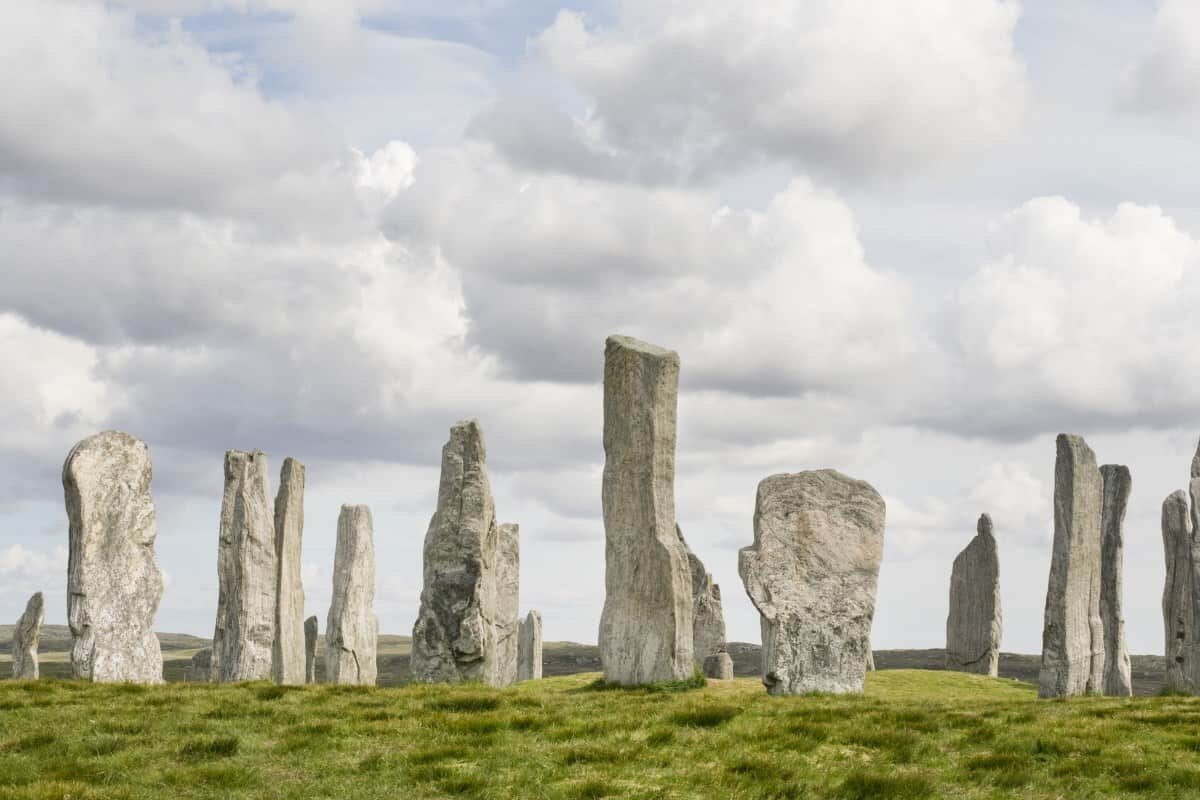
<box><xmin>495</xmin><ymin>522</ymin><xmax>520</xmax><ymax>687</ymax></box>
<box><xmin>703</xmin><ymin>651</ymin><xmax>733</xmax><ymax>680</ymax></box>
<box><xmin>326</xmin><ymin>504</ymin><xmax>377</xmax><ymax>686</ymax></box>
<box><xmin>517</xmin><ymin>610</ymin><xmax>542</xmax><ymax>682</ymax></box>
<box><xmin>1100</xmin><ymin>465</ymin><xmax>1132</xmax><ymax>696</ymax></box>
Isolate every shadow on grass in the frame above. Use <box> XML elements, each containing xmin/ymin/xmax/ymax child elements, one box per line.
<box><xmin>577</xmin><ymin>671</ymin><xmax>707</xmax><ymax>695</ymax></box>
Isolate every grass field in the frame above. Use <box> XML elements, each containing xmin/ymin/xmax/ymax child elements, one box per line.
<box><xmin>3</xmin><ymin>670</ymin><xmax>1200</xmax><ymax>799</ymax></box>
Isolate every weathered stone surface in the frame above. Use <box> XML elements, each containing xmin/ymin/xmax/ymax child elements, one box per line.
<box><xmin>304</xmin><ymin>615</ymin><xmax>319</xmax><ymax>684</ymax></box>
<box><xmin>187</xmin><ymin>647</ymin><xmax>211</xmax><ymax>682</ymax></box>
<box><xmin>517</xmin><ymin>610</ymin><xmax>542</xmax><ymax>682</ymax></box>
<box><xmin>866</xmin><ymin>649</ymin><xmax>875</xmax><ymax>672</ymax></box>
<box><xmin>739</xmin><ymin>469</ymin><xmax>886</xmax><ymax>695</ymax></box>
<box><xmin>64</xmin><ymin>431</ymin><xmax>164</xmax><ymax>683</ymax></box>
<box><xmin>13</xmin><ymin>592</ymin><xmax>44</xmax><ymax>679</ymax></box>
<box><xmin>676</xmin><ymin>524</ymin><xmax>727</xmax><ymax>668</ymax></box>
<box><xmin>599</xmin><ymin>335</ymin><xmax>694</xmax><ymax>685</ymax></box>
<box><xmin>1038</xmin><ymin>434</ymin><xmax>1105</xmax><ymax>698</ymax></box>
<box><xmin>1190</xmin><ymin>439</ymin><xmax>1200</xmax><ymax>688</ymax></box>
<box><xmin>494</xmin><ymin>522</ymin><xmax>520</xmax><ymax>687</ymax></box>
<box><xmin>703</xmin><ymin>651</ymin><xmax>733</xmax><ymax>680</ymax></box>
<box><xmin>212</xmin><ymin>450</ymin><xmax>277</xmax><ymax>683</ymax></box>
<box><xmin>1100</xmin><ymin>465</ymin><xmax>1132</xmax><ymax>696</ymax></box>
<box><xmin>273</xmin><ymin>457</ymin><xmax>306</xmax><ymax>685</ymax></box>
<box><xmin>946</xmin><ymin>513</ymin><xmax>1002</xmax><ymax>677</ymax></box>
<box><xmin>411</xmin><ymin>420</ymin><xmax>504</xmax><ymax>685</ymax></box>
<box><xmin>326</xmin><ymin>505</ymin><xmax>377</xmax><ymax>686</ymax></box>
<box><xmin>1163</xmin><ymin>490</ymin><xmax>1195</xmax><ymax>692</ymax></box>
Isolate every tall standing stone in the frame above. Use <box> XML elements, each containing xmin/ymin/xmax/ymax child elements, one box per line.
<box><xmin>272</xmin><ymin>457</ymin><xmax>306</xmax><ymax>685</ymax></box>
<box><xmin>676</xmin><ymin>524</ymin><xmax>727</xmax><ymax>668</ymax></box>
<box><xmin>304</xmin><ymin>615</ymin><xmax>319</xmax><ymax>684</ymax></box>
<box><xmin>1189</xmin><ymin>439</ymin><xmax>1200</xmax><ymax>686</ymax></box>
<box><xmin>1038</xmin><ymin>434</ymin><xmax>1105</xmax><ymax>698</ymax></box>
<box><xmin>325</xmin><ymin>504</ymin><xmax>377</xmax><ymax>686</ymax></box>
<box><xmin>212</xmin><ymin>450</ymin><xmax>277</xmax><ymax>683</ymax></box>
<box><xmin>517</xmin><ymin>610</ymin><xmax>543</xmax><ymax>682</ymax></box>
<box><xmin>1163</xmin><ymin>490</ymin><xmax>1195</xmax><ymax>692</ymax></box>
<box><xmin>411</xmin><ymin>420</ymin><xmax>503</xmax><ymax>685</ymax></box>
<box><xmin>945</xmin><ymin>513</ymin><xmax>1002</xmax><ymax>676</ymax></box>
<box><xmin>739</xmin><ymin>470</ymin><xmax>886</xmax><ymax>695</ymax></box>
<box><xmin>1100</xmin><ymin>464</ymin><xmax>1133</xmax><ymax>696</ymax></box>
<box><xmin>13</xmin><ymin>592</ymin><xmax>44</xmax><ymax>679</ymax></box>
<box><xmin>64</xmin><ymin>431</ymin><xmax>164</xmax><ymax>683</ymax></box>
<box><xmin>495</xmin><ymin>522</ymin><xmax>520</xmax><ymax>687</ymax></box>
<box><xmin>599</xmin><ymin>335</ymin><xmax>694</xmax><ymax>685</ymax></box>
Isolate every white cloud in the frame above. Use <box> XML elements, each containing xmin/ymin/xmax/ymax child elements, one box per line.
<box><xmin>1119</xmin><ymin>0</ymin><xmax>1200</xmax><ymax>115</ymax></box>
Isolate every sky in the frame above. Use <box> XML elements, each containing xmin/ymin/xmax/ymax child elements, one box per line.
<box><xmin>3</xmin><ymin>0</ymin><xmax>1200</xmax><ymax>656</ymax></box>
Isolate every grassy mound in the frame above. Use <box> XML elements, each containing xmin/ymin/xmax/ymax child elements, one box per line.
<box><xmin>0</xmin><ymin>670</ymin><xmax>1197</xmax><ymax>798</ymax></box>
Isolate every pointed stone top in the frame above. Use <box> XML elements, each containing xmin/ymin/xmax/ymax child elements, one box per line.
<box><xmin>524</xmin><ymin>609</ymin><xmax>541</xmax><ymax>624</ymax></box>
<box><xmin>977</xmin><ymin>513</ymin><xmax>993</xmax><ymax>537</ymax></box>
<box><xmin>605</xmin><ymin>334</ymin><xmax>679</xmax><ymax>361</ymax></box>
<box><xmin>1192</xmin><ymin>436</ymin><xmax>1200</xmax><ymax>479</ymax></box>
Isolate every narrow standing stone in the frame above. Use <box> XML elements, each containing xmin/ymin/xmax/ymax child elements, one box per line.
<box><xmin>676</xmin><ymin>524</ymin><xmax>727</xmax><ymax>668</ymax></box>
<box><xmin>212</xmin><ymin>450</ymin><xmax>277</xmax><ymax>683</ymax></box>
<box><xmin>411</xmin><ymin>420</ymin><xmax>503</xmax><ymax>685</ymax></box>
<box><xmin>64</xmin><ymin>431</ymin><xmax>164</xmax><ymax>683</ymax></box>
<box><xmin>304</xmin><ymin>615</ymin><xmax>319</xmax><ymax>684</ymax></box>
<box><xmin>326</xmin><ymin>505</ymin><xmax>377</xmax><ymax>685</ymax></box>
<box><xmin>13</xmin><ymin>592</ymin><xmax>44</xmax><ymax>679</ymax></box>
<box><xmin>187</xmin><ymin>648</ymin><xmax>212</xmax><ymax>682</ymax></box>
<box><xmin>599</xmin><ymin>335</ymin><xmax>694</xmax><ymax>685</ymax></box>
<box><xmin>1189</xmin><ymin>439</ymin><xmax>1200</xmax><ymax>688</ymax></box>
<box><xmin>494</xmin><ymin>522</ymin><xmax>520</xmax><ymax>687</ymax></box>
<box><xmin>272</xmin><ymin>457</ymin><xmax>306</xmax><ymax>685</ymax></box>
<box><xmin>517</xmin><ymin>610</ymin><xmax>543</xmax><ymax>682</ymax></box>
<box><xmin>1100</xmin><ymin>465</ymin><xmax>1132</xmax><ymax>696</ymax></box>
<box><xmin>739</xmin><ymin>469</ymin><xmax>886</xmax><ymax>695</ymax></box>
<box><xmin>1164</xmin><ymin>490</ymin><xmax>1196</xmax><ymax>692</ymax></box>
<box><xmin>945</xmin><ymin>513</ymin><xmax>1002</xmax><ymax>676</ymax></box>
<box><xmin>1038</xmin><ymin>434</ymin><xmax>1104</xmax><ymax>698</ymax></box>
<box><xmin>703</xmin><ymin>650</ymin><xmax>734</xmax><ymax>680</ymax></box>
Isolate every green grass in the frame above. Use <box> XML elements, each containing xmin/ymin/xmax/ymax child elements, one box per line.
<box><xmin>1</xmin><ymin>670</ymin><xmax>1198</xmax><ymax>798</ymax></box>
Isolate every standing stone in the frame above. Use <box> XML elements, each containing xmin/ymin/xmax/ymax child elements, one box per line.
<box><xmin>599</xmin><ymin>335</ymin><xmax>694</xmax><ymax>685</ymax></box>
<box><xmin>411</xmin><ymin>420</ymin><xmax>504</xmax><ymax>685</ymax></box>
<box><xmin>272</xmin><ymin>458</ymin><xmax>306</xmax><ymax>685</ymax></box>
<box><xmin>739</xmin><ymin>469</ymin><xmax>886</xmax><ymax>695</ymax></box>
<box><xmin>1189</xmin><ymin>439</ymin><xmax>1200</xmax><ymax>686</ymax></box>
<box><xmin>517</xmin><ymin>610</ymin><xmax>543</xmax><ymax>682</ymax></box>
<box><xmin>212</xmin><ymin>450</ymin><xmax>277</xmax><ymax>683</ymax></box>
<box><xmin>304</xmin><ymin>615</ymin><xmax>319</xmax><ymax>684</ymax></box>
<box><xmin>13</xmin><ymin>592</ymin><xmax>44</xmax><ymax>679</ymax></box>
<box><xmin>187</xmin><ymin>648</ymin><xmax>212</xmax><ymax>682</ymax></box>
<box><xmin>1100</xmin><ymin>465</ymin><xmax>1133</xmax><ymax>696</ymax></box>
<box><xmin>1164</xmin><ymin>490</ymin><xmax>1195</xmax><ymax>692</ymax></box>
<box><xmin>325</xmin><ymin>505</ymin><xmax>377</xmax><ymax>686</ymax></box>
<box><xmin>703</xmin><ymin>650</ymin><xmax>734</xmax><ymax>680</ymax></box>
<box><xmin>64</xmin><ymin>431</ymin><xmax>164</xmax><ymax>683</ymax></box>
<box><xmin>945</xmin><ymin>513</ymin><xmax>1002</xmax><ymax>677</ymax></box>
<box><xmin>1038</xmin><ymin>434</ymin><xmax>1105</xmax><ymax>698</ymax></box>
<box><xmin>494</xmin><ymin>522</ymin><xmax>520</xmax><ymax>687</ymax></box>
<box><xmin>676</xmin><ymin>524</ymin><xmax>727</xmax><ymax>669</ymax></box>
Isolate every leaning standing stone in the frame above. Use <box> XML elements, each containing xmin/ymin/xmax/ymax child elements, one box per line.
<box><xmin>494</xmin><ymin>522</ymin><xmax>520</xmax><ymax>687</ymax></box>
<box><xmin>676</xmin><ymin>525</ymin><xmax>727</xmax><ymax>669</ymax></box>
<box><xmin>13</xmin><ymin>592</ymin><xmax>44</xmax><ymax>679</ymax></box>
<box><xmin>599</xmin><ymin>335</ymin><xmax>694</xmax><ymax>685</ymax></box>
<box><xmin>64</xmin><ymin>431</ymin><xmax>164</xmax><ymax>683</ymax></box>
<box><xmin>703</xmin><ymin>650</ymin><xmax>734</xmax><ymax>680</ymax></box>
<box><xmin>945</xmin><ymin>513</ymin><xmax>1002</xmax><ymax>676</ymax></box>
<box><xmin>517</xmin><ymin>610</ymin><xmax>542</xmax><ymax>682</ymax></box>
<box><xmin>273</xmin><ymin>457</ymin><xmax>306</xmax><ymax>685</ymax></box>
<box><xmin>212</xmin><ymin>450</ymin><xmax>277</xmax><ymax>683</ymax></box>
<box><xmin>1100</xmin><ymin>465</ymin><xmax>1132</xmax><ymax>696</ymax></box>
<box><xmin>1038</xmin><ymin>434</ymin><xmax>1105</xmax><ymax>698</ymax></box>
<box><xmin>739</xmin><ymin>469</ymin><xmax>886</xmax><ymax>695</ymax></box>
<box><xmin>304</xmin><ymin>615</ymin><xmax>319</xmax><ymax>684</ymax></box>
<box><xmin>326</xmin><ymin>505</ymin><xmax>378</xmax><ymax>685</ymax></box>
<box><xmin>1163</xmin><ymin>490</ymin><xmax>1195</xmax><ymax>692</ymax></box>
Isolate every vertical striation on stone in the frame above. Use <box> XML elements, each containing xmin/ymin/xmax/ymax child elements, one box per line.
<box><xmin>1038</xmin><ymin>434</ymin><xmax>1105</xmax><ymax>698</ymax></box>
<box><xmin>411</xmin><ymin>420</ymin><xmax>504</xmax><ymax>685</ymax></box>
<box><xmin>1163</xmin><ymin>490</ymin><xmax>1195</xmax><ymax>692</ymax></box>
<box><xmin>1100</xmin><ymin>465</ymin><xmax>1132</xmax><ymax>696</ymax></box>
<box><xmin>272</xmin><ymin>457</ymin><xmax>306</xmax><ymax>685</ymax></box>
<box><xmin>739</xmin><ymin>469</ymin><xmax>886</xmax><ymax>695</ymax></box>
<box><xmin>676</xmin><ymin>524</ymin><xmax>727</xmax><ymax>669</ymax></box>
<box><xmin>325</xmin><ymin>504</ymin><xmax>377</xmax><ymax>686</ymax></box>
<box><xmin>945</xmin><ymin>513</ymin><xmax>1002</xmax><ymax>677</ymax></box>
<box><xmin>13</xmin><ymin>592</ymin><xmax>44</xmax><ymax>679</ymax></box>
<box><xmin>703</xmin><ymin>651</ymin><xmax>733</xmax><ymax>680</ymax></box>
<box><xmin>187</xmin><ymin>647</ymin><xmax>212</xmax><ymax>682</ymax></box>
<box><xmin>494</xmin><ymin>522</ymin><xmax>520</xmax><ymax>687</ymax></box>
<box><xmin>598</xmin><ymin>335</ymin><xmax>694</xmax><ymax>685</ymax></box>
<box><xmin>64</xmin><ymin>431</ymin><xmax>164</xmax><ymax>683</ymax></box>
<box><xmin>517</xmin><ymin>610</ymin><xmax>543</xmax><ymax>682</ymax></box>
<box><xmin>304</xmin><ymin>615</ymin><xmax>319</xmax><ymax>684</ymax></box>
<box><xmin>212</xmin><ymin>450</ymin><xmax>277</xmax><ymax>683</ymax></box>
<box><xmin>1189</xmin><ymin>438</ymin><xmax>1200</xmax><ymax>690</ymax></box>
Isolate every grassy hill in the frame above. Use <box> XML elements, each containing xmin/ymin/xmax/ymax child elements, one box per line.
<box><xmin>2</xmin><ymin>669</ymin><xmax>1198</xmax><ymax>799</ymax></box>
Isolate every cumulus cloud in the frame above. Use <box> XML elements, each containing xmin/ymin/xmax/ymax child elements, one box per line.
<box><xmin>1119</xmin><ymin>0</ymin><xmax>1200</xmax><ymax>114</ymax></box>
